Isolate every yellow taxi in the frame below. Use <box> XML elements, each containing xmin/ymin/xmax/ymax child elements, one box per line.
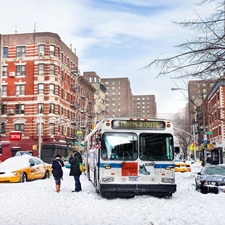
<box><xmin>174</xmin><ymin>159</ymin><xmax>191</xmax><ymax>173</ymax></box>
<box><xmin>0</xmin><ymin>155</ymin><xmax>52</xmax><ymax>183</ymax></box>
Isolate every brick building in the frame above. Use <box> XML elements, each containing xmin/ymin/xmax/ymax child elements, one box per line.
<box><xmin>207</xmin><ymin>79</ymin><xmax>225</xmax><ymax>150</ymax></box>
<box><xmin>0</xmin><ymin>32</ymin><xmax>95</xmax><ymax>162</ymax></box>
<box><xmin>132</xmin><ymin>95</ymin><xmax>156</xmax><ymax>118</ymax></box>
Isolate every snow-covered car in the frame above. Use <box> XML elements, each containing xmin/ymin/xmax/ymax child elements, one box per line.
<box><xmin>63</xmin><ymin>156</ymin><xmax>70</xmax><ymax>168</ymax></box>
<box><xmin>174</xmin><ymin>159</ymin><xmax>191</xmax><ymax>173</ymax></box>
<box><xmin>195</xmin><ymin>165</ymin><xmax>225</xmax><ymax>194</ymax></box>
<box><xmin>0</xmin><ymin>155</ymin><xmax>52</xmax><ymax>183</ymax></box>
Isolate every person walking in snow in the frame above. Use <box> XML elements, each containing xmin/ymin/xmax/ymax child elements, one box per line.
<box><xmin>52</xmin><ymin>154</ymin><xmax>64</xmax><ymax>193</ymax></box>
<box><xmin>69</xmin><ymin>149</ymin><xmax>82</xmax><ymax>192</ymax></box>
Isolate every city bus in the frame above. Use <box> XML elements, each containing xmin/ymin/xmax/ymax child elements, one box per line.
<box><xmin>83</xmin><ymin>117</ymin><xmax>176</xmax><ymax>198</ymax></box>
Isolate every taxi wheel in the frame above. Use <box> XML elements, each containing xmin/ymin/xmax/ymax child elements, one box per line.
<box><xmin>20</xmin><ymin>173</ymin><xmax>27</xmax><ymax>183</ymax></box>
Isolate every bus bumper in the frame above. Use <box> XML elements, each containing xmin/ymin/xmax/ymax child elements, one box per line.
<box><xmin>99</xmin><ymin>183</ymin><xmax>177</xmax><ymax>198</ymax></box>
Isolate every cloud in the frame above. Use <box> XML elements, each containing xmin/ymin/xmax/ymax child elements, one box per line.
<box><xmin>0</xmin><ymin>0</ymin><xmax>216</xmax><ymax>113</ymax></box>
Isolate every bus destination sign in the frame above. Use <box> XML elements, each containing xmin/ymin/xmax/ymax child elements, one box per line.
<box><xmin>111</xmin><ymin>120</ymin><xmax>166</xmax><ymax>130</ymax></box>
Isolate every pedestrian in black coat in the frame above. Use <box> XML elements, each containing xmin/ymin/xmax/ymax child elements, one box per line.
<box><xmin>52</xmin><ymin>154</ymin><xmax>64</xmax><ymax>192</ymax></box>
<box><xmin>69</xmin><ymin>149</ymin><xmax>82</xmax><ymax>192</ymax></box>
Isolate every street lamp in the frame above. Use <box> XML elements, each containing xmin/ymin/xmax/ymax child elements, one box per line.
<box><xmin>171</xmin><ymin>87</ymin><xmax>188</xmax><ymax>91</ymax></box>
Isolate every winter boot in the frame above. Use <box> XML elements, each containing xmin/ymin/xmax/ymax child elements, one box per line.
<box><xmin>56</xmin><ymin>185</ymin><xmax>60</xmax><ymax>193</ymax></box>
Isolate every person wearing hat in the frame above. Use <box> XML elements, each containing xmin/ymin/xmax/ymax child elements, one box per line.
<box><xmin>52</xmin><ymin>154</ymin><xmax>64</xmax><ymax>193</ymax></box>
<box><xmin>69</xmin><ymin>149</ymin><xmax>82</xmax><ymax>192</ymax></box>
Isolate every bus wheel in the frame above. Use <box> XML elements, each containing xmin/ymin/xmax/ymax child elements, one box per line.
<box><xmin>87</xmin><ymin>166</ymin><xmax>91</xmax><ymax>181</ymax></box>
<box><xmin>94</xmin><ymin>171</ymin><xmax>99</xmax><ymax>193</ymax></box>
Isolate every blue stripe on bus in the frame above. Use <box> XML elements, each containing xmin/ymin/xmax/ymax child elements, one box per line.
<box><xmin>98</xmin><ymin>163</ymin><xmax>174</xmax><ymax>169</ymax></box>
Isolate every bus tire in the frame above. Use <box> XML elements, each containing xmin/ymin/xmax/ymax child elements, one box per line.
<box><xmin>87</xmin><ymin>166</ymin><xmax>91</xmax><ymax>181</ymax></box>
<box><xmin>94</xmin><ymin>170</ymin><xmax>99</xmax><ymax>193</ymax></box>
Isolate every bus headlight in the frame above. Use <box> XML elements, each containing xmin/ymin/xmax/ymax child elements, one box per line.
<box><xmin>102</xmin><ymin>176</ymin><xmax>114</xmax><ymax>182</ymax></box>
<box><xmin>161</xmin><ymin>177</ymin><xmax>175</xmax><ymax>183</ymax></box>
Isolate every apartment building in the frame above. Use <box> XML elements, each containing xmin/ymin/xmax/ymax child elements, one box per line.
<box><xmin>84</xmin><ymin>72</ymin><xmax>157</xmax><ymax>119</ymax></box>
<box><xmin>132</xmin><ymin>95</ymin><xmax>156</xmax><ymax>118</ymax></box>
<box><xmin>0</xmin><ymin>32</ymin><xmax>95</xmax><ymax>162</ymax></box>
<box><xmin>83</xmin><ymin>72</ymin><xmax>107</xmax><ymax>124</ymax></box>
<box><xmin>207</xmin><ymin>79</ymin><xmax>225</xmax><ymax>150</ymax></box>
<box><xmin>100</xmin><ymin>77</ymin><xmax>133</xmax><ymax>117</ymax></box>
<box><xmin>188</xmin><ymin>80</ymin><xmax>215</xmax><ymax>133</ymax></box>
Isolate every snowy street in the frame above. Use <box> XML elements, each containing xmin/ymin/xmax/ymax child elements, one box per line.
<box><xmin>0</xmin><ymin>162</ymin><xmax>224</xmax><ymax>225</ymax></box>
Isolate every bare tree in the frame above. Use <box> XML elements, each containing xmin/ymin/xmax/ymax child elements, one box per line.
<box><xmin>146</xmin><ymin>0</ymin><xmax>225</xmax><ymax>80</ymax></box>
<box><xmin>174</xmin><ymin>117</ymin><xmax>193</xmax><ymax>158</ymax></box>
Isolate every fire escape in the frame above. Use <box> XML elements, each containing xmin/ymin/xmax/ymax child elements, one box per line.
<box><xmin>70</xmin><ymin>69</ymin><xmax>81</xmax><ymax>136</ymax></box>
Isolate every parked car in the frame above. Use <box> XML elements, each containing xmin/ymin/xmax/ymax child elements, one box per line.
<box><xmin>195</xmin><ymin>165</ymin><xmax>225</xmax><ymax>194</ymax></box>
<box><xmin>0</xmin><ymin>155</ymin><xmax>52</xmax><ymax>183</ymax></box>
<box><xmin>174</xmin><ymin>159</ymin><xmax>191</xmax><ymax>172</ymax></box>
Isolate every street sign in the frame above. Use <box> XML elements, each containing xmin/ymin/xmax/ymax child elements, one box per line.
<box><xmin>9</xmin><ymin>131</ymin><xmax>22</xmax><ymax>141</ymax></box>
<box><xmin>205</xmin><ymin>131</ymin><xmax>212</xmax><ymax>135</ymax></box>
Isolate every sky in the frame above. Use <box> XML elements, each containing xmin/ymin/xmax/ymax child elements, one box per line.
<box><xmin>0</xmin><ymin>162</ymin><xmax>225</xmax><ymax>225</ymax></box>
<box><xmin>0</xmin><ymin>0</ymin><xmax>217</xmax><ymax>113</ymax></box>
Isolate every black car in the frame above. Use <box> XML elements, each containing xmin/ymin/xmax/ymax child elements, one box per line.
<box><xmin>195</xmin><ymin>165</ymin><xmax>225</xmax><ymax>194</ymax></box>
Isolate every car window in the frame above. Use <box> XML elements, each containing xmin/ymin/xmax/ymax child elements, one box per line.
<box><xmin>29</xmin><ymin>159</ymin><xmax>35</xmax><ymax>165</ymax></box>
<box><xmin>205</xmin><ymin>167</ymin><xmax>225</xmax><ymax>175</ymax></box>
<box><xmin>35</xmin><ymin>159</ymin><xmax>42</xmax><ymax>165</ymax></box>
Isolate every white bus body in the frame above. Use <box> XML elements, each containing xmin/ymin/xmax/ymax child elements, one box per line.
<box><xmin>84</xmin><ymin>118</ymin><xmax>176</xmax><ymax>198</ymax></box>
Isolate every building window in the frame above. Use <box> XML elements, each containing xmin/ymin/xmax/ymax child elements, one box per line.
<box><xmin>49</xmin><ymin>123</ymin><xmax>55</xmax><ymax>135</ymax></box>
<box><xmin>16</xmin><ymin>46</ymin><xmax>26</xmax><ymax>58</ymax></box>
<box><xmin>38</xmin><ymin>44</ymin><xmax>45</xmax><ymax>56</ymax></box>
<box><xmin>2</xmin><ymin>85</ymin><xmax>7</xmax><ymax>96</ymax></box>
<box><xmin>1</xmin><ymin>104</ymin><xmax>7</xmax><ymax>115</ymax></box>
<box><xmin>16</xmin><ymin>84</ymin><xmax>25</xmax><ymax>95</ymax></box>
<box><xmin>16</xmin><ymin>65</ymin><xmax>25</xmax><ymax>76</ymax></box>
<box><xmin>38</xmin><ymin>83</ymin><xmax>44</xmax><ymax>94</ymax></box>
<box><xmin>3</xmin><ymin>47</ymin><xmax>8</xmax><ymax>58</ymax></box>
<box><xmin>112</xmin><ymin>81</ymin><xmax>115</xmax><ymax>85</ymax></box>
<box><xmin>2</xmin><ymin>66</ymin><xmax>7</xmax><ymax>77</ymax></box>
<box><xmin>15</xmin><ymin>104</ymin><xmax>25</xmax><ymax>114</ymax></box>
<box><xmin>49</xmin><ymin>103</ymin><xmax>55</xmax><ymax>114</ymax></box>
<box><xmin>0</xmin><ymin>122</ymin><xmax>6</xmax><ymax>135</ymax></box>
<box><xmin>38</xmin><ymin>64</ymin><xmax>44</xmax><ymax>75</ymax></box>
<box><xmin>58</xmin><ymin>105</ymin><xmax>61</xmax><ymax>115</ymax></box>
<box><xmin>50</xmin><ymin>45</ymin><xmax>55</xmax><ymax>56</ymax></box>
<box><xmin>49</xmin><ymin>84</ymin><xmax>55</xmax><ymax>94</ymax></box>
<box><xmin>50</xmin><ymin>64</ymin><xmax>55</xmax><ymax>75</ymax></box>
<box><xmin>38</xmin><ymin>103</ymin><xmax>44</xmax><ymax>114</ymax></box>
<box><xmin>58</xmin><ymin>47</ymin><xmax>60</xmax><ymax>58</ymax></box>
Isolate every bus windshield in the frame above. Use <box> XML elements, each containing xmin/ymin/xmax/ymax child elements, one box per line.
<box><xmin>140</xmin><ymin>133</ymin><xmax>174</xmax><ymax>161</ymax></box>
<box><xmin>101</xmin><ymin>132</ymin><xmax>138</xmax><ymax>160</ymax></box>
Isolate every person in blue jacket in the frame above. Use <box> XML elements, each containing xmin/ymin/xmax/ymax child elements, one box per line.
<box><xmin>69</xmin><ymin>149</ymin><xmax>82</xmax><ymax>192</ymax></box>
<box><xmin>52</xmin><ymin>154</ymin><xmax>64</xmax><ymax>192</ymax></box>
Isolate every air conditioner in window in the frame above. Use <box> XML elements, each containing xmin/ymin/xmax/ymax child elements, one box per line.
<box><xmin>39</xmin><ymin>52</ymin><xmax>44</xmax><ymax>56</ymax></box>
<box><xmin>7</xmin><ymin>109</ymin><xmax>15</xmax><ymax>115</ymax></box>
<box><xmin>9</xmin><ymin>72</ymin><xmax>15</xmax><ymax>77</ymax></box>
